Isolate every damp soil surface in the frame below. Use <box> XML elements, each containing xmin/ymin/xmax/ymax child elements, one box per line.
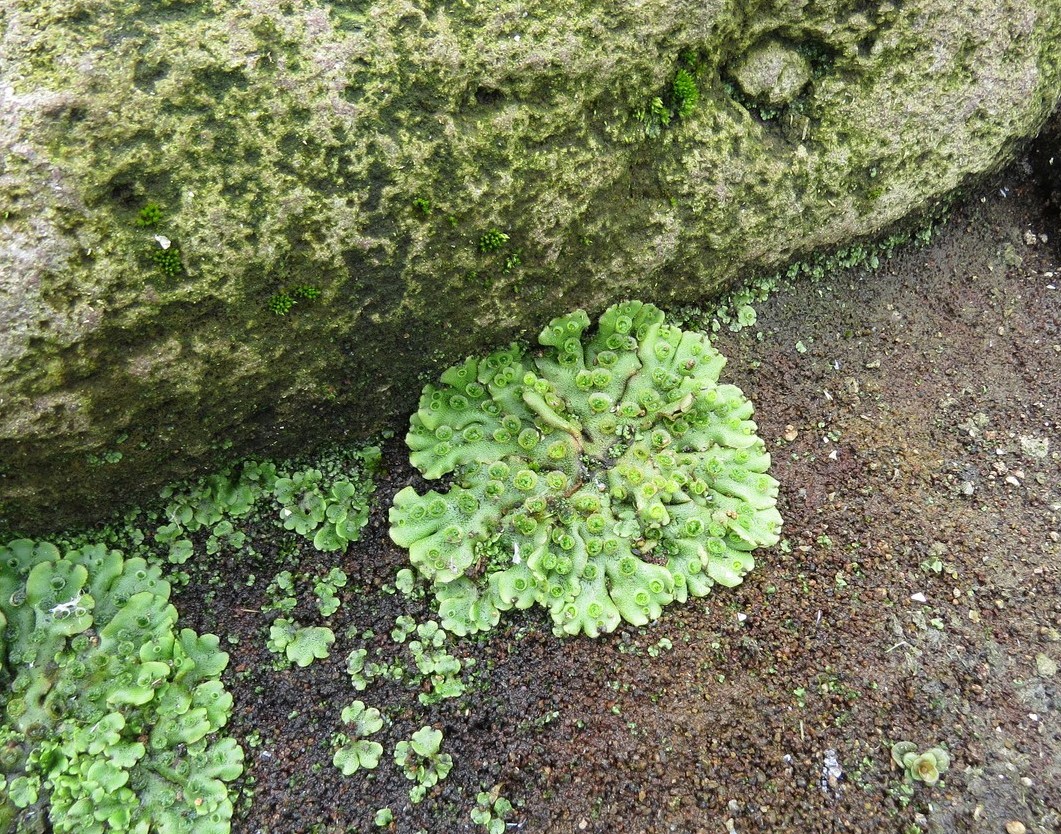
<box><xmin>170</xmin><ymin>143</ymin><xmax>1061</xmax><ymax>834</ymax></box>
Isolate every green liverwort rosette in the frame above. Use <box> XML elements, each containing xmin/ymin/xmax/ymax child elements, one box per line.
<box><xmin>389</xmin><ymin>301</ymin><xmax>782</xmax><ymax>636</ymax></box>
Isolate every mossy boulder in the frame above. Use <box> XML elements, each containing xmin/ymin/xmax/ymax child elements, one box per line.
<box><xmin>1</xmin><ymin>0</ymin><xmax>1059</xmax><ymax>533</ymax></box>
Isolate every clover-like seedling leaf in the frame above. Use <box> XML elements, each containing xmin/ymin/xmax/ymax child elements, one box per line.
<box><xmin>395</xmin><ymin>725</ymin><xmax>453</xmax><ymax>789</ymax></box>
<box><xmin>472</xmin><ymin>789</ymin><xmax>515</xmax><ymax>833</ymax></box>
<box><xmin>267</xmin><ymin>618</ymin><xmax>297</xmax><ymax>654</ymax></box>
<box><xmin>389</xmin><ymin>301</ymin><xmax>782</xmax><ymax>637</ymax></box>
<box><xmin>317</xmin><ymin>593</ymin><xmax>340</xmax><ymax>617</ymax></box>
<box><xmin>168</xmin><ymin>538</ymin><xmax>195</xmax><ymax>564</ymax></box>
<box><xmin>924</xmin><ymin>747</ymin><xmax>950</xmax><ymax>773</ymax></box>
<box><xmin>313</xmin><ymin>524</ymin><xmax>345</xmax><ymax>552</ymax></box>
<box><xmin>331</xmin><ymin>700</ymin><xmax>385</xmax><ymax>774</ymax></box>
<box><xmin>910</xmin><ymin>753</ymin><xmax>940</xmax><ymax>784</ymax></box>
<box><xmin>8</xmin><ymin>774</ymin><xmax>40</xmax><ymax>809</ymax></box>
<box><xmin>271</xmin><ymin>458</ymin><xmax>376</xmax><ymax>552</ymax></box>
<box><xmin>333</xmin><ymin>739</ymin><xmax>384</xmax><ymax>775</ymax></box>
<box><xmin>340</xmin><ymin>700</ymin><xmax>384</xmax><ymax>736</ymax></box>
<box><xmin>325</xmin><ymin>567</ymin><xmax>348</xmax><ymax>588</ymax></box>
<box><xmin>907</xmin><ymin>747</ymin><xmax>949</xmax><ymax>785</ymax></box>
<box><xmin>285</xmin><ymin>625</ymin><xmax>335</xmax><ymax>667</ymax></box>
<box><xmin>410</xmin><ymin>725</ymin><xmax>443</xmax><ymax>758</ymax></box>
<box><xmin>890</xmin><ymin>740</ymin><xmax>917</xmax><ymax>768</ymax></box>
<box><xmin>395</xmin><ymin>568</ymin><xmax>417</xmax><ymax>596</ymax></box>
<box><xmin>891</xmin><ymin>741</ymin><xmax>950</xmax><ymax>787</ymax></box>
<box><xmin>391</xmin><ymin>615</ymin><xmax>417</xmax><ymax>642</ymax></box>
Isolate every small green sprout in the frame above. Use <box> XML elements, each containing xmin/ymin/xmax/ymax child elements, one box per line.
<box><xmin>502</xmin><ymin>251</ymin><xmax>521</xmax><ymax>273</ymax></box>
<box><xmin>314</xmin><ymin>567</ymin><xmax>348</xmax><ymax>617</ymax></box>
<box><xmin>267</xmin><ymin>619</ymin><xmax>335</xmax><ymax>667</ymax></box>
<box><xmin>290</xmin><ymin>284</ymin><xmax>321</xmax><ymax>300</ymax></box>
<box><xmin>317</xmin><ymin>594</ymin><xmax>340</xmax><ymax>617</ymax></box>
<box><xmin>647</xmin><ymin>637</ymin><xmax>673</xmax><ymax>657</ymax></box>
<box><xmin>394</xmin><ymin>726</ymin><xmax>453</xmax><ymax>799</ymax></box>
<box><xmin>136</xmin><ymin>201</ymin><xmax>164</xmax><ymax>227</ymax></box>
<box><xmin>391</xmin><ymin>615</ymin><xmax>417</xmax><ymax>643</ymax></box>
<box><xmin>7</xmin><ymin>774</ymin><xmax>40</xmax><ymax>808</ymax></box>
<box><xmin>267</xmin><ymin>292</ymin><xmax>296</xmax><ymax>315</ymax></box>
<box><xmin>673</xmin><ymin>68</ymin><xmax>699</xmax><ymax>118</ymax></box>
<box><xmin>261</xmin><ymin>570</ymin><xmax>297</xmax><ymax>614</ymax></box>
<box><xmin>736</xmin><ymin>304</ymin><xmax>757</xmax><ymax>328</ymax></box>
<box><xmin>152</xmin><ymin>246</ymin><xmax>183</xmax><ymax>276</ymax></box>
<box><xmin>346</xmin><ymin>648</ymin><xmax>380</xmax><ymax>691</ymax></box>
<box><xmin>478</xmin><ymin>229</ymin><xmax>510</xmax><ymax>253</ymax></box>
<box><xmin>413</xmin><ymin>197</ymin><xmax>432</xmax><ymax>214</ymax></box>
<box><xmin>272</xmin><ymin>462</ymin><xmax>377</xmax><ymax>551</ymax></box>
<box><xmin>332</xmin><ymin>701</ymin><xmax>385</xmax><ymax>775</ymax></box>
<box><xmin>891</xmin><ymin>742</ymin><xmax>950</xmax><ymax>786</ymax></box>
<box><xmin>374</xmin><ymin>807</ymin><xmax>394</xmax><ymax>827</ymax></box>
<box><xmin>395</xmin><ymin>568</ymin><xmax>418</xmax><ymax>597</ymax></box>
<box><xmin>407</xmin><ymin>621</ymin><xmax>467</xmax><ymax>704</ymax></box>
<box><xmin>472</xmin><ymin>789</ymin><xmax>514</xmax><ymax>834</ymax></box>
<box><xmin>341</xmin><ymin>700</ymin><xmax>384</xmax><ymax>736</ymax></box>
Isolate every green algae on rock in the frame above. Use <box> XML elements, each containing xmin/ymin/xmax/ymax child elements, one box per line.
<box><xmin>1</xmin><ymin>0</ymin><xmax>1060</xmax><ymax>533</ymax></box>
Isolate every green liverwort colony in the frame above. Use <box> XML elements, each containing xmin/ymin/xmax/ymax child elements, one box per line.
<box><xmin>0</xmin><ymin>540</ymin><xmax>242</xmax><ymax>833</ymax></box>
<box><xmin>389</xmin><ymin>301</ymin><xmax>782</xmax><ymax>637</ymax></box>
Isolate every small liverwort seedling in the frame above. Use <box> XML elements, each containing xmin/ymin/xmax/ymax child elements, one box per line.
<box><xmin>891</xmin><ymin>742</ymin><xmax>950</xmax><ymax>786</ymax></box>
<box><xmin>394</xmin><ymin>726</ymin><xmax>453</xmax><ymax>798</ymax></box>
<box><xmin>332</xmin><ymin>701</ymin><xmax>385</xmax><ymax>775</ymax></box>
<box><xmin>471</xmin><ymin>790</ymin><xmax>515</xmax><ymax>834</ymax></box>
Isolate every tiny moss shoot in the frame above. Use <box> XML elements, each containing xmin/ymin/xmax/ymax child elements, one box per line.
<box><xmin>135</xmin><ymin>201</ymin><xmax>164</xmax><ymax>228</ymax></box>
<box><xmin>478</xmin><ymin>229</ymin><xmax>510</xmax><ymax>253</ymax></box>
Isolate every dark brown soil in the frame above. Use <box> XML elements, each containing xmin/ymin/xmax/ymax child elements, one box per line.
<box><xmin>170</xmin><ymin>131</ymin><xmax>1061</xmax><ymax>834</ymax></box>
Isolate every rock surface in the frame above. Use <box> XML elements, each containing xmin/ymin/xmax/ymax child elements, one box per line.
<box><xmin>1</xmin><ymin>0</ymin><xmax>1060</xmax><ymax>532</ymax></box>
<box><xmin>730</xmin><ymin>39</ymin><xmax>812</xmax><ymax>108</ymax></box>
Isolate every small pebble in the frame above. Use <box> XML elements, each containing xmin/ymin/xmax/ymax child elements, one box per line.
<box><xmin>1005</xmin><ymin>821</ymin><xmax>1026</xmax><ymax>834</ymax></box>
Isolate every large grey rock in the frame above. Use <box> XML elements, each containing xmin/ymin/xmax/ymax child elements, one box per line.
<box><xmin>1</xmin><ymin>0</ymin><xmax>1059</xmax><ymax>533</ymax></box>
